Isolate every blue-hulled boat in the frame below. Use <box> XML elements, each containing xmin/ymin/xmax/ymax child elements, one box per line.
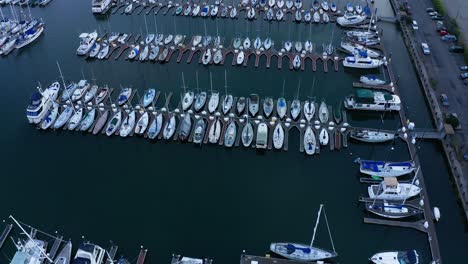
<box><xmin>359</xmin><ymin>159</ymin><xmax>416</xmax><ymax>177</ymax></box>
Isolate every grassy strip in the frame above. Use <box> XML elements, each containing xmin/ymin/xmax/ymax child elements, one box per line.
<box><xmin>432</xmin><ymin>0</ymin><xmax>445</xmax><ymax>15</ymax></box>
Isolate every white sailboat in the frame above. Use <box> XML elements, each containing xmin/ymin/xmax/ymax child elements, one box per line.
<box><xmin>319</xmin><ymin>128</ymin><xmax>329</xmax><ymax>145</ymax></box>
<box><xmin>304</xmin><ymin>126</ymin><xmax>316</xmax><ymax>155</ymax></box>
<box><xmin>368</xmin><ymin>177</ymin><xmax>421</xmax><ymax>200</ymax></box>
<box><xmin>273</xmin><ymin>123</ymin><xmax>284</xmax><ymax>149</ymax></box>
<box><xmin>208</xmin><ymin>118</ymin><xmax>222</xmax><ymax>143</ymax></box>
<box><xmin>242</xmin><ymin>121</ymin><xmax>254</xmax><ymax>147</ymax></box>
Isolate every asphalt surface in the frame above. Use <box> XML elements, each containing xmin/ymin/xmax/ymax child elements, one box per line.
<box><xmin>442</xmin><ymin>0</ymin><xmax>468</xmax><ymax>47</ymax></box>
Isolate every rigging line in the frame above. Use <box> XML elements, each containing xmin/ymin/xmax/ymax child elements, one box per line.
<box><xmin>322</xmin><ymin>206</ymin><xmax>336</xmax><ymax>253</ymax></box>
<box><xmin>310</xmin><ymin>204</ymin><xmax>323</xmax><ymax>248</ymax></box>
<box><xmin>16</xmin><ymin>220</ymin><xmax>65</xmax><ymax>242</ymax></box>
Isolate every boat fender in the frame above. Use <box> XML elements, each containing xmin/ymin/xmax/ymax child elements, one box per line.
<box><xmin>403</xmin><ymin>133</ymin><xmax>408</xmax><ymax>139</ymax></box>
<box><xmin>408</xmin><ymin>122</ymin><xmax>415</xmax><ymax>130</ymax></box>
<box><xmin>415</xmin><ymin>179</ymin><xmax>420</xmax><ymax>186</ymax></box>
<box><xmin>423</xmin><ymin>221</ymin><xmax>429</xmax><ymax>229</ymax></box>
<box><xmin>419</xmin><ymin>199</ymin><xmax>424</xmax><ymax>206</ymax></box>
<box><xmin>434</xmin><ymin>207</ymin><xmax>441</xmax><ymax>221</ymax></box>
<box><xmin>402</xmin><ymin>126</ymin><xmax>406</xmax><ymax>132</ymax></box>
<box><xmin>411</xmin><ymin>138</ymin><xmax>416</xmax><ymax>144</ymax></box>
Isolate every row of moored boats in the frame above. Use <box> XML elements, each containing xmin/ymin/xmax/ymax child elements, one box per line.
<box><xmin>0</xmin><ymin>16</ymin><xmax>45</xmax><ymax>56</ymax></box>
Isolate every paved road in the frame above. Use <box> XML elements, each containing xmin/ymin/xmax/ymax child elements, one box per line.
<box><xmin>405</xmin><ymin>0</ymin><xmax>467</xmax><ymax>200</ymax></box>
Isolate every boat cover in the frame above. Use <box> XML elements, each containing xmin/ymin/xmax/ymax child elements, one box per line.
<box><xmin>286</xmin><ymin>244</ymin><xmax>311</xmax><ymax>253</ymax></box>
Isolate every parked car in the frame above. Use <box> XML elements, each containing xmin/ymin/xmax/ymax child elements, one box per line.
<box><xmin>428</xmin><ymin>11</ymin><xmax>438</xmax><ymax>16</ymax></box>
<box><xmin>426</xmin><ymin>7</ymin><xmax>435</xmax><ymax>12</ymax></box>
<box><xmin>412</xmin><ymin>20</ymin><xmax>418</xmax><ymax>30</ymax></box>
<box><xmin>460</xmin><ymin>72</ymin><xmax>468</xmax><ymax>79</ymax></box>
<box><xmin>440</xmin><ymin>94</ymin><xmax>449</xmax><ymax>106</ymax></box>
<box><xmin>460</xmin><ymin>66</ymin><xmax>468</xmax><ymax>71</ymax></box>
<box><xmin>464</xmin><ymin>79</ymin><xmax>468</xmax><ymax>86</ymax></box>
<box><xmin>431</xmin><ymin>15</ymin><xmax>444</xmax><ymax>20</ymax></box>
<box><xmin>441</xmin><ymin>35</ymin><xmax>457</xmax><ymax>42</ymax></box>
<box><xmin>439</xmin><ymin>30</ymin><xmax>449</xmax><ymax>36</ymax></box>
<box><xmin>421</xmin><ymin>43</ymin><xmax>431</xmax><ymax>54</ymax></box>
<box><xmin>449</xmin><ymin>46</ymin><xmax>465</xmax><ymax>53</ymax></box>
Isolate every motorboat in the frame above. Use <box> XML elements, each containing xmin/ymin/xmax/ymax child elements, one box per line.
<box><xmin>79</xmin><ymin>108</ymin><xmax>96</xmax><ymax>131</ymax></box>
<box><xmin>303</xmin><ymin>100</ymin><xmax>315</xmax><ymax>121</ymax></box>
<box><xmin>293</xmin><ymin>55</ymin><xmax>301</xmax><ymax>70</ymax></box>
<box><xmin>127</xmin><ymin>45</ymin><xmax>140</xmax><ymax>60</ymax></box>
<box><xmin>92</xmin><ymin>0</ymin><xmax>112</xmax><ymax>14</ymax></box>
<box><xmin>222</xmin><ymin>95</ymin><xmax>233</xmax><ymax>114</ymax></box>
<box><xmin>95</xmin><ymin>86</ymin><xmax>109</xmax><ymax>104</ymax></box>
<box><xmin>248</xmin><ymin>94</ymin><xmax>259</xmax><ymax>117</ymax></box>
<box><xmin>117</xmin><ymin>88</ymin><xmax>132</xmax><ymax>106</ymax></box>
<box><xmin>163</xmin><ymin>114</ymin><xmax>177</xmax><ymax>139</ymax></box>
<box><xmin>346</xmin><ymin>30</ymin><xmax>378</xmax><ymax>39</ymax></box>
<box><xmin>208</xmin><ymin>118</ymin><xmax>222</xmax><ymax>143</ymax></box>
<box><xmin>318</xmin><ymin>101</ymin><xmax>328</xmax><ymax>123</ymax></box>
<box><xmin>236</xmin><ymin>97</ymin><xmax>246</xmax><ymax>114</ymax></box>
<box><xmin>319</xmin><ymin>128</ymin><xmax>329</xmax><ymax>145</ymax></box>
<box><xmin>290</xmin><ymin>100</ymin><xmax>300</xmax><ymax>120</ymax></box>
<box><xmin>142</xmin><ymin>88</ymin><xmax>156</xmax><ymax>108</ymax></box>
<box><xmin>92</xmin><ymin>110</ymin><xmax>109</xmax><ymax>134</ymax></box>
<box><xmin>194</xmin><ymin>92</ymin><xmax>207</xmax><ymax>112</ymax></box>
<box><xmin>77</xmin><ymin>31</ymin><xmax>98</xmax><ymax>55</ymax></box>
<box><xmin>163</xmin><ymin>34</ymin><xmax>173</xmax><ymax>45</ymax></box>
<box><xmin>368</xmin><ymin>177</ymin><xmax>421</xmax><ymax>200</ymax></box>
<box><xmin>15</xmin><ymin>23</ymin><xmax>44</xmax><ymax>50</ymax></box>
<box><xmin>124</xmin><ymin>3</ymin><xmax>133</xmax><ymax>14</ymax></box>
<box><xmin>73</xmin><ymin>243</ymin><xmax>106</xmax><ymax>264</ymax></box>
<box><xmin>192</xmin><ymin>35</ymin><xmax>202</xmax><ymax>46</ymax></box>
<box><xmin>224</xmin><ymin>121</ymin><xmax>237</xmax><ymax>147</ymax></box>
<box><xmin>304</xmin><ymin>126</ymin><xmax>316</xmax><ymax>155</ymax></box>
<box><xmin>255</xmin><ymin>123</ymin><xmax>268</xmax><ymax>149</ymax></box>
<box><xmin>247</xmin><ymin>8</ymin><xmax>255</xmax><ymax>20</ymax></box>
<box><xmin>105</xmin><ymin>111</ymin><xmax>122</xmax><ymax>136</ymax></box>
<box><xmin>284</xmin><ymin>41</ymin><xmax>292</xmax><ymax>52</ymax></box>
<box><xmin>370</xmin><ymin>250</ymin><xmax>419</xmax><ymax>264</ymax></box>
<box><xmin>178</xmin><ymin>113</ymin><xmax>192</xmax><ymax>141</ymax></box>
<box><xmin>304</xmin><ymin>11</ymin><xmax>311</xmax><ymax>23</ymax></box>
<box><xmin>343</xmin><ymin>52</ymin><xmax>383</xmax><ymax>69</ymax></box>
<box><xmin>276</xmin><ymin>98</ymin><xmax>287</xmax><ymax>119</ymax></box>
<box><xmin>71</xmin><ymin>80</ymin><xmax>90</xmax><ymax>102</ymax></box>
<box><xmin>344</xmin><ymin>89</ymin><xmax>401</xmax><ymax>112</ymax></box>
<box><xmin>213</xmin><ymin>49</ymin><xmax>223</xmax><ymax>64</ymax></box>
<box><xmin>243</xmin><ymin>37</ymin><xmax>251</xmax><ymax>49</ymax></box>
<box><xmin>273</xmin><ymin>123</ymin><xmax>284</xmax><ymax>149</ymax></box>
<box><xmin>270</xmin><ymin>205</ymin><xmax>337</xmax><ymax>261</ymax></box>
<box><xmin>337</xmin><ymin>14</ymin><xmax>366</xmax><ymax>26</ymax></box>
<box><xmin>276</xmin><ymin>9</ymin><xmax>284</xmax><ymax>21</ymax></box>
<box><xmin>294</xmin><ymin>0</ymin><xmax>302</xmax><ymax>9</ymax></box>
<box><xmin>263</xmin><ymin>97</ymin><xmax>274</xmax><ymax>118</ymax></box>
<box><xmin>237</xmin><ymin>51</ymin><xmax>245</xmax><ymax>65</ymax></box>
<box><xmin>182</xmin><ymin>91</ymin><xmax>195</xmax><ymax>111</ymax></box>
<box><xmin>295</xmin><ymin>41</ymin><xmax>302</xmax><ymax>53</ymax></box>
<box><xmin>9</xmin><ymin>238</ymin><xmax>47</xmax><ymax>264</ymax></box>
<box><xmin>359</xmin><ymin>160</ymin><xmax>416</xmax><ymax>177</ymax></box>
<box><xmin>202</xmin><ymin>49</ymin><xmax>212</xmax><ymax>65</ymax></box>
<box><xmin>264</xmin><ymin>38</ymin><xmax>272</xmax><ymax>50</ymax></box>
<box><xmin>340</xmin><ymin>42</ymin><xmax>381</xmax><ymax>58</ymax></box>
<box><xmin>208</xmin><ymin>92</ymin><xmax>219</xmax><ymax>113</ymax></box>
<box><xmin>67</xmin><ymin>108</ymin><xmax>84</xmax><ymax>130</ymax></box>
<box><xmin>147</xmin><ymin>113</ymin><xmax>163</xmax><ymax>139</ymax></box>
<box><xmin>40</xmin><ymin>103</ymin><xmax>59</xmax><ymax>130</ymax></box>
<box><xmin>304</xmin><ymin>41</ymin><xmax>313</xmax><ymax>53</ymax></box>
<box><xmin>366</xmin><ymin>202</ymin><xmax>423</xmax><ymax>219</ymax></box>
<box><xmin>360</xmin><ymin>75</ymin><xmax>386</xmax><ymax>85</ymax></box>
<box><xmin>295</xmin><ymin>10</ymin><xmax>302</xmax><ymax>22</ymax></box>
<box><xmin>242</xmin><ymin>122</ymin><xmax>254</xmax><ymax>147</ymax></box>
<box><xmin>192</xmin><ymin>119</ymin><xmax>206</xmax><ymax>145</ymax></box>
<box><xmin>230</xmin><ymin>7</ymin><xmax>237</xmax><ymax>18</ymax></box>
<box><xmin>285</xmin><ymin>0</ymin><xmax>293</xmax><ymax>9</ymax></box>
<box><xmin>139</xmin><ymin>45</ymin><xmax>149</xmax><ymax>61</ymax></box>
<box><xmin>26</xmin><ymin>82</ymin><xmax>60</xmax><ymax>124</ymax></box>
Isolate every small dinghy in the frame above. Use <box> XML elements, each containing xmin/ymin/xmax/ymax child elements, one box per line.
<box><xmin>222</xmin><ymin>95</ymin><xmax>233</xmax><ymax>114</ymax></box>
<box><xmin>182</xmin><ymin>91</ymin><xmax>195</xmax><ymax>111</ymax></box>
<box><xmin>236</xmin><ymin>97</ymin><xmax>246</xmax><ymax>115</ymax></box>
<box><xmin>273</xmin><ymin>123</ymin><xmax>284</xmax><ymax>149</ymax></box>
<box><xmin>41</xmin><ymin>103</ymin><xmax>59</xmax><ymax>130</ymax></box>
<box><xmin>209</xmin><ymin>118</ymin><xmax>222</xmax><ymax>143</ymax></box>
<box><xmin>249</xmin><ymin>94</ymin><xmax>259</xmax><ymax>117</ymax></box>
<box><xmin>304</xmin><ymin>126</ymin><xmax>316</xmax><ymax>155</ymax></box>
<box><xmin>370</xmin><ymin>250</ymin><xmax>420</xmax><ymax>264</ymax></box>
<box><xmin>67</xmin><ymin>107</ymin><xmax>84</xmax><ymax>130</ymax></box>
<box><xmin>118</xmin><ymin>88</ymin><xmax>132</xmax><ymax>106</ymax></box>
<box><xmin>351</xmin><ymin>129</ymin><xmax>395</xmax><ymax>143</ymax></box>
<box><xmin>192</xmin><ymin>119</ymin><xmax>206</xmax><ymax>145</ymax></box>
<box><xmin>147</xmin><ymin>113</ymin><xmax>163</xmax><ymax>139</ymax></box>
<box><xmin>135</xmin><ymin>112</ymin><xmax>149</xmax><ymax>135</ymax></box>
<box><xmin>319</xmin><ymin>128</ymin><xmax>329</xmax><ymax>145</ymax></box>
<box><xmin>303</xmin><ymin>100</ymin><xmax>315</xmax><ymax>121</ymax></box>
<box><xmin>178</xmin><ymin>113</ymin><xmax>192</xmax><ymax>141</ymax></box>
<box><xmin>242</xmin><ymin>122</ymin><xmax>254</xmax><ymax>147</ymax></box>
<box><xmin>163</xmin><ymin>114</ymin><xmax>177</xmax><ymax>140</ymax></box>
<box><xmin>263</xmin><ymin>97</ymin><xmax>274</xmax><ymax>118</ymax></box>
<box><xmin>92</xmin><ymin>110</ymin><xmax>109</xmax><ymax>135</ymax></box>
<box><xmin>359</xmin><ymin>160</ymin><xmax>416</xmax><ymax>177</ymax></box>
<box><xmin>106</xmin><ymin>111</ymin><xmax>122</xmax><ymax>136</ymax></box>
<box><xmin>290</xmin><ymin>100</ymin><xmax>301</xmax><ymax>120</ymax></box>
<box><xmin>293</xmin><ymin>55</ymin><xmax>301</xmax><ymax>70</ymax></box>
<box><xmin>276</xmin><ymin>98</ymin><xmax>287</xmax><ymax>119</ymax></box>
<box><xmin>319</xmin><ymin>101</ymin><xmax>329</xmax><ymax>123</ymax></box>
<box><xmin>208</xmin><ymin>92</ymin><xmax>219</xmax><ymax>113</ymax></box>
<box><xmin>224</xmin><ymin>121</ymin><xmax>237</xmax><ymax>147</ymax></box>
<box><xmin>79</xmin><ymin>108</ymin><xmax>96</xmax><ymax>131</ymax></box>
<box><xmin>194</xmin><ymin>92</ymin><xmax>207</xmax><ymax>112</ymax></box>
<box><xmin>53</xmin><ymin>106</ymin><xmax>74</xmax><ymax>129</ymax></box>
<box><xmin>119</xmin><ymin>111</ymin><xmax>136</xmax><ymax>137</ymax></box>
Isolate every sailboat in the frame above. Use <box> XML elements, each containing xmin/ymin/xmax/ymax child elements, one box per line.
<box><xmin>368</xmin><ymin>177</ymin><xmax>421</xmax><ymax>200</ymax></box>
<box><xmin>54</xmin><ymin>241</ymin><xmax>72</xmax><ymax>264</ymax></box>
<box><xmin>263</xmin><ymin>97</ymin><xmax>274</xmax><ymax>118</ymax></box>
<box><xmin>304</xmin><ymin>126</ymin><xmax>316</xmax><ymax>155</ymax></box>
<box><xmin>273</xmin><ymin>123</ymin><xmax>284</xmax><ymax>149</ymax></box>
<box><xmin>237</xmin><ymin>97</ymin><xmax>246</xmax><ymax>115</ymax></box>
<box><xmin>92</xmin><ymin>110</ymin><xmax>109</xmax><ymax>135</ymax></box>
<box><xmin>359</xmin><ymin>160</ymin><xmax>416</xmax><ymax>177</ymax></box>
<box><xmin>179</xmin><ymin>113</ymin><xmax>192</xmax><ymax>141</ymax></box>
<box><xmin>242</xmin><ymin>121</ymin><xmax>254</xmax><ymax>147</ymax></box>
<box><xmin>351</xmin><ymin>129</ymin><xmax>395</xmax><ymax>143</ymax></box>
<box><xmin>222</xmin><ymin>71</ymin><xmax>233</xmax><ymax>115</ymax></box>
<box><xmin>270</xmin><ymin>204</ymin><xmax>338</xmax><ymax>261</ymax></box>
<box><xmin>248</xmin><ymin>94</ymin><xmax>259</xmax><ymax>117</ymax></box>
<box><xmin>193</xmin><ymin>119</ymin><xmax>206</xmax><ymax>145</ymax></box>
<box><xmin>147</xmin><ymin>113</ymin><xmax>163</xmax><ymax>139</ymax></box>
<box><xmin>194</xmin><ymin>92</ymin><xmax>207</xmax><ymax>112</ymax></box>
<box><xmin>303</xmin><ymin>100</ymin><xmax>315</xmax><ymax>122</ymax></box>
<box><xmin>208</xmin><ymin>118</ymin><xmax>222</xmax><ymax>143</ymax></box>
<box><xmin>319</xmin><ymin>128</ymin><xmax>329</xmax><ymax>145</ymax></box>
<box><xmin>318</xmin><ymin>101</ymin><xmax>329</xmax><ymax>123</ymax></box>
<box><xmin>163</xmin><ymin>114</ymin><xmax>177</xmax><ymax>140</ymax></box>
<box><xmin>135</xmin><ymin>112</ymin><xmax>149</xmax><ymax>135</ymax></box>
<box><xmin>224</xmin><ymin>121</ymin><xmax>237</xmax><ymax>147</ymax></box>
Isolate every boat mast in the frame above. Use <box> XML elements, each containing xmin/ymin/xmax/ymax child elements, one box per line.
<box><xmin>310</xmin><ymin>204</ymin><xmax>324</xmax><ymax>248</ymax></box>
<box><xmin>181</xmin><ymin>72</ymin><xmax>187</xmax><ymax>95</ymax></box>
<box><xmin>281</xmin><ymin>79</ymin><xmax>285</xmax><ymax>97</ymax></box>
<box><xmin>296</xmin><ymin>79</ymin><xmax>301</xmax><ymax>100</ymax></box>
<box><xmin>56</xmin><ymin>61</ymin><xmax>76</xmax><ymax>113</ymax></box>
<box><xmin>196</xmin><ymin>71</ymin><xmax>199</xmax><ymax>93</ymax></box>
<box><xmin>153</xmin><ymin>14</ymin><xmax>158</xmax><ymax>34</ymax></box>
<box><xmin>9</xmin><ymin>216</ymin><xmax>54</xmax><ymax>263</ymax></box>
<box><xmin>0</xmin><ymin>7</ymin><xmax>5</xmax><ymax>21</ymax></box>
<box><xmin>210</xmin><ymin>71</ymin><xmax>213</xmax><ymax>94</ymax></box>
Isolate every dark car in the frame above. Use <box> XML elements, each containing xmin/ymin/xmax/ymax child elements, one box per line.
<box><xmin>431</xmin><ymin>15</ymin><xmax>444</xmax><ymax>20</ymax></box>
<box><xmin>460</xmin><ymin>73</ymin><xmax>468</xmax><ymax>79</ymax></box>
<box><xmin>440</xmin><ymin>94</ymin><xmax>449</xmax><ymax>106</ymax></box>
<box><xmin>426</xmin><ymin>8</ymin><xmax>435</xmax><ymax>12</ymax></box>
<box><xmin>449</xmin><ymin>46</ymin><xmax>465</xmax><ymax>53</ymax></box>
<box><xmin>460</xmin><ymin>66</ymin><xmax>468</xmax><ymax>71</ymax></box>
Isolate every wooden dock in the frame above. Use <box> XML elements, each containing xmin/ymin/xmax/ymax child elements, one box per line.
<box><xmin>364</xmin><ymin>218</ymin><xmax>429</xmax><ymax>233</ymax></box>
<box><xmin>44</xmin><ymin>236</ymin><xmax>63</xmax><ymax>264</ymax></box>
<box><xmin>0</xmin><ymin>224</ymin><xmax>13</xmax><ymax>250</ymax></box>
<box><xmin>136</xmin><ymin>248</ymin><xmax>148</xmax><ymax>264</ymax></box>
<box><xmin>240</xmin><ymin>254</ymin><xmax>331</xmax><ymax>264</ymax></box>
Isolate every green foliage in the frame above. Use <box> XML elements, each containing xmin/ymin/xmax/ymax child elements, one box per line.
<box><xmin>432</xmin><ymin>0</ymin><xmax>445</xmax><ymax>15</ymax></box>
<box><xmin>430</xmin><ymin>78</ymin><xmax>439</xmax><ymax>88</ymax></box>
<box><xmin>446</xmin><ymin>115</ymin><xmax>460</xmax><ymax>128</ymax></box>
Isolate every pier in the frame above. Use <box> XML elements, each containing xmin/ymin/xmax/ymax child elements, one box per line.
<box><xmin>105</xmin><ymin>245</ymin><xmax>119</xmax><ymax>264</ymax></box>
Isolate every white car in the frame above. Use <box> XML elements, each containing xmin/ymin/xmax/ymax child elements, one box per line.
<box><xmin>412</xmin><ymin>20</ymin><xmax>418</xmax><ymax>30</ymax></box>
<box><xmin>421</xmin><ymin>43</ymin><xmax>430</xmax><ymax>54</ymax></box>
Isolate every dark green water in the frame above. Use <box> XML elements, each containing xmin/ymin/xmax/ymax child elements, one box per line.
<box><xmin>0</xmin><ymin>0</ymin><xmax>467</xmax><ymax>263</ymax></box>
